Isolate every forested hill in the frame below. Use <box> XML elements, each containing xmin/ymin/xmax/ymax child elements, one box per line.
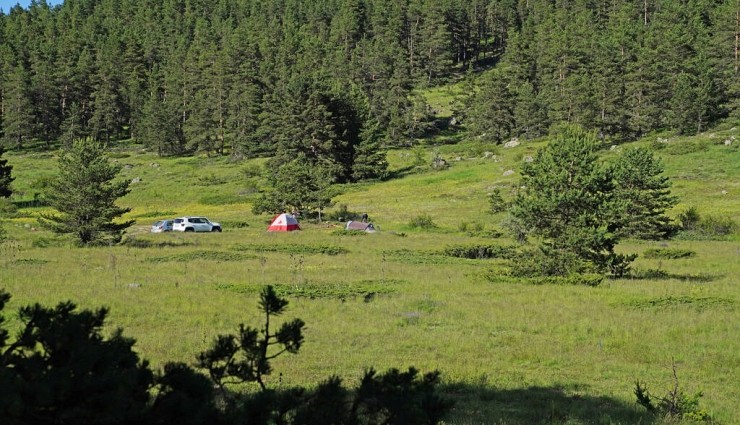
<box><xmin>1</xmin><ymin>0</ymin><xmax>738</xmax><ymax>163</ymax></box>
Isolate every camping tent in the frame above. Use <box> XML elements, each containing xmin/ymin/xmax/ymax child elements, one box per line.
<box><xmin>267</xmin><ymin>213</ymin><xmax>301</xmax><ymax>231</ymax></box>
<box><xmin>345</xmin><ymin>221</ymin><xmax>376</xmax><ymax>232</ymax></box>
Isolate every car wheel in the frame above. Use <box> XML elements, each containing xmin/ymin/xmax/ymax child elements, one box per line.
<box><xmin>185</xmin><ymin>227</ymin><xmax>195</xmax><ymax>232</ymax></box>
<box><xmin>212</xmin><ymin>227</ymin><xmax>222</xmax><ymax>232</ymax></box>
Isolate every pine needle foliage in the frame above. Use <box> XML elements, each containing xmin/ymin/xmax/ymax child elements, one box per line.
<box><xmin>40</xmin><ymin>138</ymin><xmax>133</xmax><ymax>245</ymax></box>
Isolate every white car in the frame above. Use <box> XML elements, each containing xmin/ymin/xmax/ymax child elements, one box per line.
<box><xmin>172</xmin><ymin>216</ymin><xmax>222</xmax><ymax>232</ymax></box>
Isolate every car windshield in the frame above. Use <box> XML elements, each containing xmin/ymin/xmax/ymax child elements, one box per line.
<box><xmin>153</xmin><ymin>221</ymin><xmax>163</xmax><ymax>226</ymax></box>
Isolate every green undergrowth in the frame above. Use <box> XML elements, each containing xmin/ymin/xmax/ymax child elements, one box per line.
<box><xmin>629</xmin><ymin>268</ymin><xmax>719</xmax><ymax>283</ymax></box>
<box><xmin>9</xmin><ymin>258</ymin><xmax>50</xmax><ymax>266</ymax></box>
<box><xmin>122</xmin><ymin>238</ymin><xmax>195</xmax><ymax>248</ymax></box>
<box><xmin>146</xmin><ymin>250</ymin><xmax>256</xmax><ymax>263</ymax></box>
<box><xmin>331</xmin><ymin>229</ymin><xmax>368</xmax><ymax>236</ymax></box>
<box><xmin>233</xmin><ymin>243</ymin><xmax>348</xmax><ymax>256</ymax></box>
<box><xmin>642</xmin><ymin>248</ymin><xmax>696</xmax><ymax>259</ymax></box>
<box><xmin>442</xmin><ymin>244</ymin><xmax>518</xmax><ymax>259</ymax></box>
<box><xmin>485</xmin><ymin>271</ymin><xmax>606</xmax><ymax>287</ymax></box>
<box><xmin>622</xmin><ymin>296</ymin><xmax>735</xmax><ymax>310</ymax></box>
<box><xmin>383</xmin><ymin>248</ymin><xmax>485</xmax><ymax>265</ymax></box>
<box><xmin>216</xmin><ymin>279</ymin><xmax>407</xmax><ymax>300</ymax></box>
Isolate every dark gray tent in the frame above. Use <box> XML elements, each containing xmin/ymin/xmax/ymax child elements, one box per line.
<box><xmin>345</xmin><ymin>221</ymin><xmax>376</xmax><ymax>232</ymax></box>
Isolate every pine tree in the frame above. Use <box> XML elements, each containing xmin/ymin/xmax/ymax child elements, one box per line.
<box><xmin>183</xmin><ymin>18</ymin><xmax>229</xmax><ymax>156</ymax></box>
<box><xmin>224</xmin><ymin>28</ymin><xmax>264</xmax><ymax>158</ymax></box>
<box><xmin>467</xmin><ymin>67</ymin><xmax>515</xmax><ymax>143</ymax></box>
<box><xmin>512</xmin><ymin>80</ymin><xmax>548</xmax><ymax>140</ymax></box>
<box><xmin>139</xmin><ymin>67</ymin><xmax>182</xmax><ymax>156</ymax></box>
<box><xmin>511</xmin><ymin>125</ymin><xmax>634</xmax><ymax>276</ymax></box>
<box><xmin>252</xmin><ymin>154</ymin><xmax>336</xmax><ymax>217</ymax></box>
<box><xmin>591</xmin><ymin>12</ymin><xmax>630</xmax><ymax>139</ymax></box>
<box><xmin>0</xmin><ymin>146</ymin><xmax>13</xmax><ymax>198</ymax></box>
<box><xmin>58</xmin><ymin>102</ymin><xmax>85</xmax><ymax>149</ymax></box>
<box><xmin>29</xmin><ymin>42</ymin><xmax>61</xmax><ymax>149</ymax></box>
<box><xmin>352</xmin><ymin>118</ymin><xmax>389</xmax><ymax>181</ymax></box>
<box><xmin>710</xmin><ymin>0</ymin><xmax>740</xmax><ymax>122</ymax></box>
<box><xmin>197</xmin><ymin>285</ymin><xmax>305</xmax><ymax>393</ymax></box>
<box><xmin>90</xmin><ymin>41</ymin><xmax>125</xmax><ymax>144</ymax></box>
<box><xmin>40</xmin><ymin>138</ymin><xmax>134</xmax><ymax>245</ymax></box>
<box><xmin>1</xmin><ymin>64</ymin><xmax>34</xmax><ymax>149</ymax></box>
<box><xmin>609</xmin><ymin>147</ymin><xmax>677</xmax><ymax>239</ymax></box>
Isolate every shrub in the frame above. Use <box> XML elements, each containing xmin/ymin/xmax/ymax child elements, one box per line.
<box><xmin>408</xmin><ymin>214</ymin><xmax>437</xmax><ymax>229</ymax></box>
<box><xmin>331</xmin><ymin>229</ymin><xmax>367</xmax><ymax>236</ymax></box>
<box><xmin>642</xmin><ymin>248</ymin><xmax>696</xmax><ymax>259</ymax></box>
<box><xmin>411</xmin><ymin>147</ymin><xmax>427</xmax><ymax>166</ymax></box>
<box><xmin>442</xmin><ymin>244</ymin><xmax>517</xmax><ymax>260</ymax></box>
<box><xmin>107</xmin><ymin>152</ymin><xmax>131</xmax><ymax>159</ymax></box>
<box><xmin>240</xmin><ymin>163</ymin><xmax>263</xmax><ymax>178</ymax></box>
<box><xmin>488</xmin><ymin>188</ymin><xmax>507</xmax><ymax>213</ymax></box>
<box><xmin>509</xmin><ymin>248</ymin><xmax>594</xmax><ymax>278</ymax></box>
<box><xmin>122</xmin><ymin>238</ymin><xmax>193</xmax><ymax>249</ymax></box>
<box><xmin>676</xmin><ymin>207</ymin><xmax>737</xmax><ymax>239</ymax></box>
<box><xmin>195</xmin><ymin>173</ymin><xmax>229</xmax><ymax>186</ymax></box>
<box><xmin>697</xmin><ymin>214</ymin><xmax>737</xmax><ymax>236</ymax></box>
<box><xmin>634</xmin><ymin>362</ymin><xmax>711</xmax><ymax>422</ymax></box>
<box><xmin>0</xmin><ymin>198</ymin><xmax>18</xmax><ymax>215</ymax></box>
<box><xmin>31</xmin><ymin>236</ymin><xmax>67</xmax><ymax>248</ymax></box>
<box><xmin>529</xmin><ymin>274</ymin><xmax>605</xmax><ymax>287</ymax></box>
<box><xmin>677</xmin><ymin>207</ymin><xmax>700</xmax><ymax>231</ymax></box>
<box><xmin>234</xmin><ymin>243</ymin><xmax>348</xmax><ymax>256</ymax></box>
<box><xmin>147</xmin><ymin>250</ymin><xmax>253</xmax><ymax>263</ymax></box>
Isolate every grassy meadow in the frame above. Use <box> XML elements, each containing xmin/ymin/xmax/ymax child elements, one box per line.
<box><xmin>1</xmin><ymin>128</ymin><xmax>738</xmax><ymax>424</ymax></box>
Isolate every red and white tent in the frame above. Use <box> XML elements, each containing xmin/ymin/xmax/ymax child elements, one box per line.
<box><xmin>267</xmin><ymin>213</ymin><xmax>301</xmax><ymax>232</ymax></box>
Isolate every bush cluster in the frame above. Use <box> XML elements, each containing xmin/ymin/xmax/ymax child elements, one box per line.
<box><xmin>442</xmin><ymin>244</ymin><xmax>517</xmax><ymax>260</ymax></box>
<box><xmin>642</xmin><ymin>248</ymin><xmax>696</xmax><ymax>259</ymax></box>
<box><xmin>408</xmin><ymin>214</ymin><xmax>437</xmax><ymax>229</ymax></box>
<box><xmin>676</xmin><ymin>207</ymin><xmax>738</xmax><ymax>239</ymax></box>
<box><xmin>635</xmin><ymin>363</ymin><xmax>711</xmax><ymax>422</ymax></box>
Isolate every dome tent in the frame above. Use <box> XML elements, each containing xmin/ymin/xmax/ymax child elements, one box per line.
<box><xmin>267</xmin><ymin>213</ymin><xmax>301</xmax><ymax>231</ymax></box>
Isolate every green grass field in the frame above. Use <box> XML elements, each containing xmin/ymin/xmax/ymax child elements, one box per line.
<box><xmin>1</xmin><ymin>128</ymin><xmax>738</xmax><ymax>424</ymax></box>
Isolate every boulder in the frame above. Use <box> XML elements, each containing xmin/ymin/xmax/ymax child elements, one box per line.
<box><xmin>504</xmin><ymin>138</ymin><xmax>520</xmax><ymax>148</ymax></box>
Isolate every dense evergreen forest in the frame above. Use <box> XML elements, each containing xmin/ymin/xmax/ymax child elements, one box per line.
<box><xmin>1</xmin><ymin>0</ymin><xmax>738</xmax><ymax>171</ymax></box>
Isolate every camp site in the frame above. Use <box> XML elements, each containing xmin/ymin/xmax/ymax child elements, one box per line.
<box><xmin>0</xmin><ymin>1</ymin><xmax>738</xmax><ymax>424</ymax></box>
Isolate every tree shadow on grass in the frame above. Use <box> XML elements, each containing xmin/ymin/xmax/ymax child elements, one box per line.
<box><xmin>443</xmin><ymin>383</ymin><xmax>655</xmax><ymax>425</ymax></box>
<box><xmin>383</xmin><ymin>165</ymin><xmax>418</xmax><ymax>181</ymax></box>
